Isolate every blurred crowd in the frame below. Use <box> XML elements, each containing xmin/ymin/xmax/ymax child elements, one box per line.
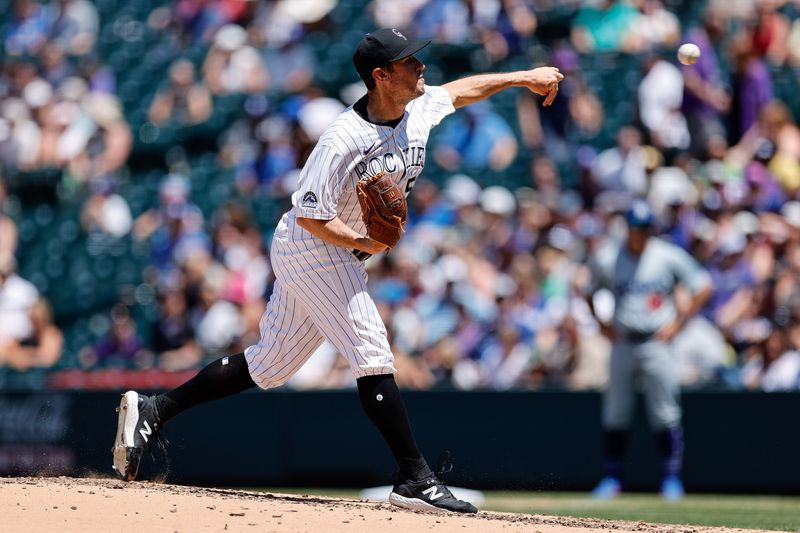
<box><xmin>1</xmin><ymin>0</ymin><xmax>800</xmax><ymax>392</ymax></box>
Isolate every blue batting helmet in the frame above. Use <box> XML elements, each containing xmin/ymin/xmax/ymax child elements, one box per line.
<box><xmin>625</xmin><ymin>199</ymin><xmax>654</xmax><ymax>227</ymax></box>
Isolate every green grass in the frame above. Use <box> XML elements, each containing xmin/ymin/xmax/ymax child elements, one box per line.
<box><xmin>482</xmin><ymin>492</ymin><xmax>800</xmax><ymax>532</ymax></box>
<box><xmin>256</xmin><ymin>488</ymin><xmax>800</xmax><ymax>532</ymax></box>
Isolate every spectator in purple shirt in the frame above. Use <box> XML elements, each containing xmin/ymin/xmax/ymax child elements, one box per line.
<box><xmin>729</xmin><ymin>30</ymin><xmax>774</xmax><ymax>145</ymax></box>
<box><xmin>746</xmin><ymin>161</ymin><xmax>786</xmax><ymax>214</ymax></box>
<box><xmin>79</xmin><ymin>305</ymin><xmax>152</xmax><ymax>368</ymax></box>
<box><xmin>704</xmin><ymin>232</ymin><xmax>758</xmax><ymax>336</ymax></box>
<box><xmin>661</xmin><ymin>199</ymin><xmax>700</xmax><ymax>251</ymax></box>
<box><xmin>681</xmin><ymin>8</ymin><xmax>731</xmax><ymax>159</ymax></box>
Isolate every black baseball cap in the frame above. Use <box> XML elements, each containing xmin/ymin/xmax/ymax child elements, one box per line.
<box><xmin>353</xmin><ymin>28</ymin><xmax>431</xmax><ymax>85</ymax></box>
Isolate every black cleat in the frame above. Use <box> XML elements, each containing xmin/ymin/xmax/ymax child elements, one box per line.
<box><xmin>389</xmin><ymin>475</ymin><xmax>478</xmax><ymax>513</ymax></box>
<box><xmin>112</xmin><ymin>391</ymin><xmax>160</xmax><ymax>481</ymax></box>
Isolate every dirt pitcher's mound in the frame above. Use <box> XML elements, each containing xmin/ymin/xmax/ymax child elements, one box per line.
<box><xmin>0</xmin><ymin>476</ymin><xmax>771</xmax><ymax>533</ymax></box>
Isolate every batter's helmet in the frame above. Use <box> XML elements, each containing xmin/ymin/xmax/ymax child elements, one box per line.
<box><xmin>625</xmin><ymin>199</ymin><xmax>654</xmax><ymax>227</ymax></box>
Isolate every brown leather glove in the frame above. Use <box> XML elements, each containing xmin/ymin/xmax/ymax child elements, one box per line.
<box><xmin>356</xmin><ymin>172</ymin><xmax>407</xmax><ymax>250</ymax></box>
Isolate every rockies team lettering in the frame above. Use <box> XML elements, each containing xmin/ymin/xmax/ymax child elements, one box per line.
<box><xmin>286</xmin><ymin>85</ymin><xmax>455</xmax><ymax>238</ymax></box>
<box><xmin>355</xmin><ymin>146</ymin><xmax>426</xmax><ymax>181</ymax></box>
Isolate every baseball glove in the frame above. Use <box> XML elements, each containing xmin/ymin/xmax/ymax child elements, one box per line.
<box><xmin>356</xmin><ymin>172</ymin><xmax>407</xmax><ymax>250</ymax></box>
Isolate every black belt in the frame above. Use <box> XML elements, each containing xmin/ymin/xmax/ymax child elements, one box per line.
<box><xmin>352</xmin><ymin>249</ymin><xmax>372</xmax><ymax>261</ymax></box>
<box><xmin>621</xmin><ymin>330</ymin><xmax>655</xmax><ymax>342</ymax></box>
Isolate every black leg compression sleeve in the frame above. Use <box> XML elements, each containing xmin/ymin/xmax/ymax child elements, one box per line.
<box><xmin>154</xmin><ymin>353</ymin><xmax>257</xmax><ymax>425</ymax></box>
<box><xmin>357</xmin><ymin>374</ymin><xmax>432</xmax><ymax>482</ymax></box>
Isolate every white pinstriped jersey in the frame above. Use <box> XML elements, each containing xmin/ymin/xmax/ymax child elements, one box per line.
<box><xmin>244</xmin><ymin>85</ymin><xmax>456</xmax><ymax>387</ymax></box>
<box><xmin>274</xmin><ymin>85</ymin><xmax>456</xmax><ymax>247</ymax></box>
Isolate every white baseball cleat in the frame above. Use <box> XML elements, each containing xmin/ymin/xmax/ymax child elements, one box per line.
<box><xmin>111</xmin><ymin>391</ymin><xmax>161</xmax><ymax>481</ymax></box>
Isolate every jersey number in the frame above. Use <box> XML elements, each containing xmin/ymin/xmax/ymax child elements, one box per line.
<box><xmin>404</xmin><ymin>175</ymin><xmax>418</xmax><ymax>195</ymax></box>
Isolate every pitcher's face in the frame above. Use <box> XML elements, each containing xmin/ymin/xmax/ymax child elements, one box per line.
<box><xmin>386</xmin><ymin>55</ymin><xmax>426</xmax><ymax>101</ymax></box>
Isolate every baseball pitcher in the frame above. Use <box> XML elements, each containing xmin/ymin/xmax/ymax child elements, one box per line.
<box><xmin>112</xmin><ymin>28</ymin><xmax>563</xmax><ymax>513</ymax></box>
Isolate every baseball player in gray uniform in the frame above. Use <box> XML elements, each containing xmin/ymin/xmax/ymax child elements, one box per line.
<box><xmin>111</xmin><ymin>28</ymin><xmax>563</xmax><ymax>513</ymax></box>
<box><xmin>588</xmin><ymin>199</ymin><xmax>713</xmax><ymax>500</ymax></box>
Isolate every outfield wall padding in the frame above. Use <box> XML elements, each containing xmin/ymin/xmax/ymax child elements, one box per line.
<box><xmin>0</xmin><ymin>390</ymin><xmax>797</xmax><ymax>493</ymax></box>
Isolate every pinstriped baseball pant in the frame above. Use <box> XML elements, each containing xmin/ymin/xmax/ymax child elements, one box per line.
<box><xmin>244</xmin><ymin>237</ymin><xmax>396</xmax><ymax>389</ymax></box>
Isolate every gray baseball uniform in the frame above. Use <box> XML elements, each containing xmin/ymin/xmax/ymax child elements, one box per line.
<box><xmin>592</xmin><ymin>237</ymin><xmax>711</xmax><ymax>429</ymax></box>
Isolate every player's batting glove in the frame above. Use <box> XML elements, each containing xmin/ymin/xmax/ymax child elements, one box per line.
<box><xmin>356</xmin><ymin>172</ymin><xmax>407</xmax><ymax>250</ymax></box>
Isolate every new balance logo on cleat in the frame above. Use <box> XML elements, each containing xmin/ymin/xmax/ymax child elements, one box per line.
<box><xmin>112</xmin><ymin>391</ymin><xmax>163</xmax><ymax>482</ymax></box>
<box><xmin>139</xmin><ymin>421</ymin><xmax>152</xmax><ymax>443</ymax></box>
<box><xmin>389</xmin><ymin>475</ymin><xmax>478</xmax><ymax>513</ymax></box>
<box><xmin>422</xmin><ymin>486</ymin><xmax>445</xmax><ymax>501</ymax></box>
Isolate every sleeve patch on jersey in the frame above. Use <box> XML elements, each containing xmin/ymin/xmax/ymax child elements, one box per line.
<box><xmin>301</xmin><ymin>191</ymin><xmax>318</xmax><ymax>208</ymax></box>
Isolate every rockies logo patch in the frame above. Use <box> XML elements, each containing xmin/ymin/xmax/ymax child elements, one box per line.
<box><xmin>301</xmin><ymin>191</ymin><xmax>318</xmax><ymax>208</ymax></box>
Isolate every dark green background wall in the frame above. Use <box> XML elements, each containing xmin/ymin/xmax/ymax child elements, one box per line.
<box><xmin>0</xmin><ymin>391</ymin><xmax>797</xmax><ymax>493</ymax></box>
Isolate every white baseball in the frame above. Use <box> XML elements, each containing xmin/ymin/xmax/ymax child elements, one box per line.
<box><xmin>677</xmin><ymin>43</ymin><xmax>701</xmax><ymax>65</ymax></box>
